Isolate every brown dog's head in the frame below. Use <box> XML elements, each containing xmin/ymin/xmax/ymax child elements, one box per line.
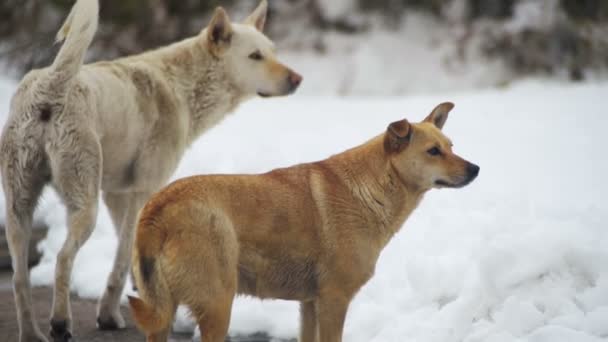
<box><xmin>202</xmin><ymin>1</ymin><xmax>302</xmax><ymax>98</ymax></box>
<box><xmin>384</xmin><ymin>102</ymin><xmax>479</xmax><ymax>190</ymax></box>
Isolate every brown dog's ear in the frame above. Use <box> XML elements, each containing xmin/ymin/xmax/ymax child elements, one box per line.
<box><xmin>244</xmin><ymin>0</ymin><xmax>268</xmax><ymax>32</ymax></box>
<box><xmin>423</xmin><ymin>102</ymin><xmax>454</xmax><ymax>130</ymax></box>
<box><xmin>384</xmin><ymin>119</ymin><xmax>412</xmax><ymax>153</ymax></box>
<box><xmin>206</xmin><ymin>7</ymin><xmax>233</xmax><ymax>56</ymax></box>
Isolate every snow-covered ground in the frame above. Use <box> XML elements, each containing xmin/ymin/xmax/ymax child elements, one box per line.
<box><xmin>1</xmin><ymin>77</ymin><xmax>607</xmax><ymax>341</ymax></box>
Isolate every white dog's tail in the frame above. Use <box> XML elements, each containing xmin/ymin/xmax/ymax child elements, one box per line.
<box><xmin>47</xmin><ymin>0</ymin><xmax>99</xmax><ymax>90</ymax></box>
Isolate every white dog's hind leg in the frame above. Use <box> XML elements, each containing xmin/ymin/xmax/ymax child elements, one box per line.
<box><xmin>100</xmin><ymin>191</ymin><xmax>136</xmax><ymax>289</ymax></box>
<box><xmin>50</xmin><ymin>200</ymin><xmax>98</xmax><ymax>341</ymax></box>
<box><xmin>48</xmin><ymin>130</ymin><xmax>101</xmax><ymax>341</ymax></box>
<box><xmin>97</xmin><ymin>191</ymin><xmax>151</xmax><ymax>330</ymax></box>
<box><xmin>2</xmin><ymin>174</ymin><xmax>48</xmax><ymax>342</ymax></box>
<box><xmin>1</xmin><ymin>124</ymin><xmax>50</xmax><ymax>342</ymax></box>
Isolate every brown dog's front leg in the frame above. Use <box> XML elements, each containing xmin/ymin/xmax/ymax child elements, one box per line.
<box><xmin>300</xmin><ymin>301</ymin><xmax>319</xmax><ymax>342</ymax></box>
<box><xmin>146</xmin><ymin>328</ymin><xmax>170</xmax><ymax>342</ymax></box>
<box><xmin>316</xmin><ymin>295</ymin><xmax>351</xmax><ymax>342</ymax></box>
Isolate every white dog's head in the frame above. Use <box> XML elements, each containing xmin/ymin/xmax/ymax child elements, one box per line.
<box><xmin>203</xmin><ymin>1</ymin><xmax>302</xmax><ymax>97</ymax></box>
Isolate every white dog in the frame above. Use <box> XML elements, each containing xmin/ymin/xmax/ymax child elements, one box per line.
<box><xmin>0</xmin><ymin>0</ymin><xmax>301</xmax><ymax>341</ymax></box>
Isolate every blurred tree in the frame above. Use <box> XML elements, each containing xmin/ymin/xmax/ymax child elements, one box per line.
<box><xmin>358</xmin><ymin>0</ymin><xmax>449</xmax><ymax>15</ymax></box>
<box><xmin>0</xmin><ymin>0</ymin><xmax>235</xmax><ymax>76</ymax></box>
<box><xmin>561</xmin><ymin>0</ymin><xmax>608</xmax><ymax>22</ymax></box>
<box><xmin>0</xmin><ymin>0</ymin><xmax>58</xmax><ymax>73</ymax></box>
<box><xmin>0</xmin><ymin>0</ymin><xmax>606</xmax><ymax>79</ymax></box>
<box><xmin>469</xmin><ymin>0</ymin><xmax>514</xmax><ymax>19</ymax></box>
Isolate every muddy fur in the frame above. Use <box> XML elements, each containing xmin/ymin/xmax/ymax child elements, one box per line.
<box><xmin>0</xmin><ymin>1</ymin><xmax>301</xmax><ymax>341</ymax></box>
<box><xmin>129</xmin><ymin>103</ymin><xmax>480</xmax><ymax>342</ymax></box>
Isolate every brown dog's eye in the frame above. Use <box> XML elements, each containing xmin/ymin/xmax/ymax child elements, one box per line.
<box><xmin>427</xmin><ymin>147</ymin><xmax>441</xmax><ymax>156</ymax></box>
<box><xmin>249</xmin><ymin>51</ymin><xmax>263</xmax><ymax>61</ymax></box>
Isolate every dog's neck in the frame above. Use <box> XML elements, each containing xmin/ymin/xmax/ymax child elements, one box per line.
<box><xmin>156</xmin><ymin>38</ymin><xmax>250</xmax><ymax>143</ymax></box>
<box><xmin>329</xmin><ymin>135</ymin><xmax>427</xmax><ymax>246</ymax></box>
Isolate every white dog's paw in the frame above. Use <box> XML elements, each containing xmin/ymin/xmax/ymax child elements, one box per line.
<box><xmin>21</xmin><ymin>329</ymin><xmax>50</xmax><ymax>342</ymax></box>
<box><xmin>96</xmin><ymin>310</ymin><xmax>126</xmax><ymax>330</ymax></box>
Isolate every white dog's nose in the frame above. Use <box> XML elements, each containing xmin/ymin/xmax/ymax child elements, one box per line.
<box><xmin>288</xmin><ymin>71</ymin><xmax>303</xmax><ymax>91</ymax></box>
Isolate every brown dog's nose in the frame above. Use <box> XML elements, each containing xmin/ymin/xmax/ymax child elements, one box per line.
<box><xmin>467</xmin><ymin>163</ymin><xmax>480</xmax><ymax>178</ymax></box>
<box><xmin>288</xmin><ymin>71</ymin><xmax>302</xmax><ymax>91</ymax></box>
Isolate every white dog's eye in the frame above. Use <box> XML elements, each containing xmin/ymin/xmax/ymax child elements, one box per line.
<box><xmin>249</xmin><ymin>51</ymin><xmax>263</xmax><ymax>61</ymax></box>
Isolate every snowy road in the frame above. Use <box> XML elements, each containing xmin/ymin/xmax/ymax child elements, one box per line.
<box><xmin>1</xmin><ymin>78</ymin><xmax>607</xmax><ymax>341</ymax></box>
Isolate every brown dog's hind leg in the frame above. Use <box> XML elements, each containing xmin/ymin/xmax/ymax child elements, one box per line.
<box><xmin>195</xmin><ymin>295</ymin><xmax>234</xmax><ymax>342</ymax></box>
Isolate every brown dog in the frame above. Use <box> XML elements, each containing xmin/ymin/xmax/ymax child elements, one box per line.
<box><xmin>128</xmin><ymin>102</ymin><xmax>479</xmax><ymax>342</ymax></box>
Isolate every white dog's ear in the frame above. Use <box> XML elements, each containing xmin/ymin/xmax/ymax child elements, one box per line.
<box><xmin>244</xmin><ymin>0</ymin><xmax>268</xmax><ymax>32</ymax></box>
<box><xmin>206</xmin><ymin>7</ymin><xmax>233</xmax><ymax>56</ymax></box>
<box><xmin>424</xmin><ymin>102</ymin><xmax>454</xmax><ymax>130</ymax></box>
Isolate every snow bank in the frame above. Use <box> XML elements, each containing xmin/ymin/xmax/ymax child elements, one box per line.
<box><xmin>0</xmin><ymin>76</ymin><xmax>14</xmax><ymax>125</ymax></box>
<box><xmin>280</xmin><ymin>15</ymin><xmax>510</xmax><ymax>97</ymax></box>
<box><xmin>0</xmin><ymin>79</ymin><xmax>607</xmax><ymax>341</ymax></box>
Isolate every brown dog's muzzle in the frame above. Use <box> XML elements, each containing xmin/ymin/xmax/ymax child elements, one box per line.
<box><xmin>467</xmin><ymin>162</ymin><xmax>480</xmax><ymax>179</ymax></box>
<box><xmin>436</xmin><ymin>161</ymin><xmax>480</xmax><ymax>188</ymax></box>
<box><xmin>457</xmin><ymin>162</ymin><xmax>480</xmax><ymax>187</ymax></box>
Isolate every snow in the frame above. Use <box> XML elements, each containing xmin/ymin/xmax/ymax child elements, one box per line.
<box><xmin>316</xmin><ymin>0</ymin><xmax>358</xmax><ymax>21</ymax></box>
<box><xmin>1</xmin><ymin>78</ymin><xmax>607</xmax><ymax>341</ymax></box>
<box><xmin>505</xmin><ymin>0</ymin><xmax>562</xmax><ymax>34</ymax></box>
<box><xmin>278</xmin><ymin>13</ymin><xmax>511</xmax><ymax>96</ymax></box>
<box><xmin>274</xmin><ymin>5</ymin><xmax>608</xmax><ymax>97</ymax></box>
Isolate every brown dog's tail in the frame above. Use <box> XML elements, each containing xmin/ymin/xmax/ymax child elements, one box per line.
<box><xmin>129</xmin><ymin>209</ymin><xmax>175</xmax><ymax>335</ymax></box>
<box><xmin>128</xmin><ymin>295</ymin><xmax>174</xmax><ymax>335</ymax></box>
<box><xmin>46</xmin><ymin>0</ymin><xmax>99</xmax><ymax>92</ymax></box>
